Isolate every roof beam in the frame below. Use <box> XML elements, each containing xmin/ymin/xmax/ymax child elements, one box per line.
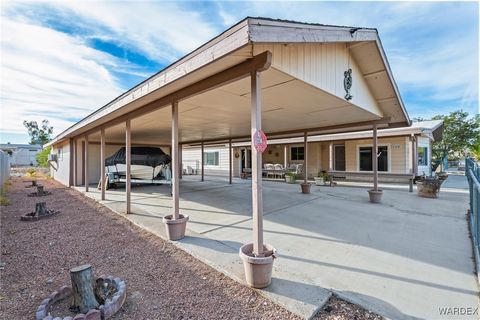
<box><xmin>182</xmin><ymin>117</ymin><xmax>392</xmax><ymax>145</ymax></box>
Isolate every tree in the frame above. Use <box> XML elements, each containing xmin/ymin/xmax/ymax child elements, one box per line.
<box><xmin>423</xmin><ymin>110</ymin><xmax>480</xmax><ymax>165</ymax></box>
<box><xmin>36</xmin><ymin>146</ymin><xmax>51</xmax><ymax>168</ymax></box>
<box><xmin>23</xmin><ymin>120</ymin><xmax>53</xmax><ymax>145</ymax></box>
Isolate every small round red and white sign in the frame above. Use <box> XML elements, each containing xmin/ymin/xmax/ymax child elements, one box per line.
<box><xmin>253</xmin><ymin>129</ymin><xmax>267</xmax><ymax>153</ymax></box>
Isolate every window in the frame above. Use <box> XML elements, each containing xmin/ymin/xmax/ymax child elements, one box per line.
<box><xmin>57</xmin><ymin>147</ymin><xmax>63</xmax><ymax>161</ymax></box>
<box><xmin>359</xmin><ymin>146</ymin><xmax>388</xmax><ymax>171</ymax></box>
<box><xmin>418</xmin><ymin>147</ymin><xmax>428</xmax><ymax>166</ymax></box>
<box><xmin>290</xmin><ymin>146</ymin><xmax>304</xmax><ymax>161</ymax></box>
<box><xmin>204</xmin><ymin>151</ymin><xmax>219</xmax><ymax>166</ymax></box>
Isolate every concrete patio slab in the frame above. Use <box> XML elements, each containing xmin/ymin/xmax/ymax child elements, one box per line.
<box><xmin>75</xmin><ymin>176</ymin><xmax>479</xmax><ymax>319</ymax></box>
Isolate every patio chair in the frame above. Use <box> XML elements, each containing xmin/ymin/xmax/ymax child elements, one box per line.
<box><xmin>295</xmin><ymin>164</ymin><xmax>303</xmax><ymax>175</ymax></box>
<box><xmin>265</xmin><ymin>163</ymin><xmax>275</xmax><ymax>179</ymax></box>
<box><xmin>274</xmin><ymin>164</ymin><xmax>284</xmax><ymax>179</ymax></box>
<box><xmin>263</xmin><ymin>163</ymin><xmax>272</xmax><ymax>178</ymax></box>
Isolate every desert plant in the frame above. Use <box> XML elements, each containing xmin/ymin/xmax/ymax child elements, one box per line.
<box><xmin>36</xmin><ymin>146</ymin><xmax>52</xmax><ymax>168</ymax></box>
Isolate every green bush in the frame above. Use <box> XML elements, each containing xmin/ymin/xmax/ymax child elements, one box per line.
<box><xmin>36</xmin><ymin>146</ymin><xmax>51</xmax><ymax>168</ymax></box>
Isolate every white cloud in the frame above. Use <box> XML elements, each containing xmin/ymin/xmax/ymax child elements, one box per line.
<box><xmin>36</xmin><ymin>1</ymin><xmax>218</xmax><ymax>62</ymax></box>
<box><xmin>0</xmin><ymin>18</ymin><xmax>124</xmax><ymax>136</ymax></box>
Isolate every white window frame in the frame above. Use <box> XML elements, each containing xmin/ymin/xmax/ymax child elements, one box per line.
<box><xmin>356</xmin><ymin>143</ymin><xmax>391</xmax><ymax>172</ymax></box>
<box><xmin>203</xmin><ymin>151</ymin><xmax>220</xmax><ymax>167</ymax></box>
<box><xmin>57</xmin><ymin>147</ymin><xmax>63</xmax><ymax>161</ymax></box>
<box><xmin>289</xmin><ymin>144</ymin><xmax>305</xmax><ymax>162</ymax></box>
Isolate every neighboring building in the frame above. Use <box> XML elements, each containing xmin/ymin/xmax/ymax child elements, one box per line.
<box><xmin>182</xmin><ymin>120</ymin><xmax>443</xmax><ymax>182</ymax></box>
<box><xmin>0</xmin><ymin>143</ymin><xmax>42</xmax><ymax>166</ymax></box>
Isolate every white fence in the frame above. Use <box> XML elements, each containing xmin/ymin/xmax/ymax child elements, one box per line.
<box><xmin>0</xmin><ymin>150</ymin><xmax>11</xmax><ymax>191</ymax></box>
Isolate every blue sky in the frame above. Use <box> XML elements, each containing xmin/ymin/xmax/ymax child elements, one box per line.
<box><xmin>1</xmin><ymin>1</ymin><xmax>478</xmax><ymax>144</ymax></box>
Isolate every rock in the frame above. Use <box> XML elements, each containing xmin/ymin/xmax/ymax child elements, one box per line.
<box><xmin>46</xmin><ymin>278</ymin><xmax>54</xmax><ymax>284</ymax></box>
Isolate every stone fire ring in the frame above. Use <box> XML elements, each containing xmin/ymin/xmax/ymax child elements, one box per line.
<box><xmin>28</xmin><ymin>191</ymin><xmax>52</xmax><ymax>197</ymax></box>
<box><xmin>20</xmin><ymin>210</ymin><xmax>59</xmax><ymax>221</ymax></box>
<box><xmin>35</xmin><ymin>276</ymin><xmax>126</xmax><ymax>320</ymax></box>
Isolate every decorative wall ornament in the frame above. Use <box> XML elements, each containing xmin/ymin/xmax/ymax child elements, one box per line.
<box><xmin>344</xmin><ymin>68</ymin><xmax>353</xmax><ymax>101</ymax></box>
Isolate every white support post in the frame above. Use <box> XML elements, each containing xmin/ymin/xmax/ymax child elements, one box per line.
<box><xmin>126</xmin><ymin>120</ymin><xmax>131</xmax><ymax>214</ymax></box>
<box><xmin>304</xmin><ymin>132</ymin><xmax>308</xmax><ymax>184</ymax></box>
<box><xmin>73</xmin><ymin>139</ymin><xmax>77</xmax><ymax>187</ymax></box>
<box><xmin>100</xmin><ymin>128</ymin><xmax>106</xmax><ymax>201</ymax></box>
<box><xmin>373</xmin><ymin>124</ymin><xmax>378</xmax><ymax>192</ymax></box>
<box><xmin>229</xmin><ymin>139</ymin><xmax>232</xmax><ymax>184</ymax></box>
<box><xmin>84</xmin><ymin>135</ymin><xmax>89</xmax><ymax>192</ymax></box>
<box><xmin>251</xmin><ymin>70</ymin><xmax>264</xmax><ymax>257</ymax></box>
<box><xmin>201</xmin><ymin>142</ymin><xmax>204</xmax><ymax>182</ymax></box>
<box><xmin>328</xmin><ymin>142</ymin><xmax>333</xmax><ymax>171</ymax></box>
<box><xmin>413</xmin><ymin>136</ymin><xmax>418</xmax><ymax>175</ymax></box>
<box><xmin>172</xmin><ymin>101</ymin><xmax>180</xmax><ymax>220</ymax></box>
<box><xmin>179</xmin><ymin>144</ymin><xmax>183</xmax><ymax>180</ymax></box>
<box><xmin>284</xmin><ymin>145</ymin><xmax>288</xmax><ymax>168</ymax></box>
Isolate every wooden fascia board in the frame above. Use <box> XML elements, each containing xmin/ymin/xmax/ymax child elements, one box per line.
<box><xmin>248</xmin><ymin>19</ymin><xmax>378</xmax><ymax>43</ymax></box>
<box><xmin>55</xmin><ymin>51</ymin><xmax>272</xmax><ymax>143</ymax></box>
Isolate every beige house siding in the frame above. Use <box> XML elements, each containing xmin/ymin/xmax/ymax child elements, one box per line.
<box><xmin>182</xmin><ymin>145</ymin><xmax>231</xmax><ymax>176</ymax></box>
<box><xmin>344</xmin><ymin>137</ymin><xmax>408</xmax><ymax>173</ymax></box>
<box><xmin>253</xmin><ymin>43</ymin><xmax>381</xmax><ymax>117</ymax></box>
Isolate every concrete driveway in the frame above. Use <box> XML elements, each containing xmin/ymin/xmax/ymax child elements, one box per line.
<box><xmin>77</xmin><ymin>175</ymin><xmax>479</xmax><ymax>319</ymax></box>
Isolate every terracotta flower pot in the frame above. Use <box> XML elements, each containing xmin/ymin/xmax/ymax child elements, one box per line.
<box><xmin>368</xmin><ymin>189</ymin><xmax>383</xmax><ymax>203</ymax></box>
<box><xmin>239</xmin><ymin>243</ymin><xmax>276</xmax><ymax>288</ymax></box>
<box><xmin>300</xmin><ymin>183</ymin><xmax>311</xmax><ymax>194</ymax></box>
<box><xmin>162</xmin><ymin>214</ymin><xmax>189</xmax><ymax>240</ymax></box>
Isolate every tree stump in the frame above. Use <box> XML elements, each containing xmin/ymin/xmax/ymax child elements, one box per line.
<box><xmin>31</xmin><ymin>180</ymin><xmax>37</xmax><ymax>187</ymax></box>
<box><xmin>70</xmin><ymin>264</ymin><xmax>99</xmax><ymax>314</ymax></box>
<box><xmin>35</xmin><ymin>202</ymin><xmax>47</xmax><ymax>216</ymax></box>
<box><xmin>37</xmin><ymin>185</ymin><xmax>44</xmax><ymax>196</ymax></box>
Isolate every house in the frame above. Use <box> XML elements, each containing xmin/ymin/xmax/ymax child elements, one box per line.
<box><xmin>181</xmin><ymin>120</ymin><xmax>443</xmax><ymax>182</ymax></box>
<box><xmin>45</xmin><ymin>17</ymin><xmax>414</xmax><ymax>289</ymax></box>
<box><xmin>0</xmin><ymin>143</ymin><xmax>42</xmax><ymax>166</ymax></box>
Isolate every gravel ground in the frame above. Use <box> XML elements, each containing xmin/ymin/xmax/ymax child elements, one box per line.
<box><xmin>0</xmin><ymin>177</ymin><xmax>382</xmax><ymax>319</ymax></box>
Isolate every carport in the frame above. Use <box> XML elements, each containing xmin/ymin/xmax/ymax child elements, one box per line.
<box><xmin>48</xmin><ymin>18</ymin><xmax>411</xmax><ymax>291</ymax></box>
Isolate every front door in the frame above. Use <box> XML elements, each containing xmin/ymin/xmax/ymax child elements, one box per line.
<box><xmin>334</xmin><ymin>145</ymin><xmax>346</xmax><ymax>171</ymax></box>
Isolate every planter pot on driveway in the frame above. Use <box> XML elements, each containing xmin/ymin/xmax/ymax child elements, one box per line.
<box><xmin>417</xmin><ymin>180</ymin><xmax>441</xmax><ymax>198</ymax></box>
<box><xmin>239</xmin><ymin>243</ymin><xmax>276</xmax><ymax>288</ymax></box>
<box><xmin>313</xmin><ymin>177</ymin><xmax>324</xmax><ymax>186</ymax></box>
<box><xmin>368</xmin><ymin>189</ymin><xmax>383</xmax><ymax>203</ymax></box>
<box><xmin>163</xmin><ymin>214</ymin><xmax>189</xmax><ymax>240</ymax></box>
<box><xmin>300</xmin><ymin>183</ymin><xmax>311</xmax><ymax>194</ymax></box>
<box><xmin>285</xmin><ymin>175</ymin><xmax>296</xmax><ymax>184</ymax></box>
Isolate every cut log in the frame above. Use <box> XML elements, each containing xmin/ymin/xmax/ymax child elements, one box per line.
<box><xmin>70</xmin><ymin>264</ymin><xmax>99</xmax><ymax>314</ymax></box>
<box><xmin>35</xmin><ymin>202</ymin><xmax>47</xmax><ymax>216</ymax></box>
<box><xmin>37</xmin><ymin>185</ymin><xmax>44</xmax><ymax>196</ymax></box>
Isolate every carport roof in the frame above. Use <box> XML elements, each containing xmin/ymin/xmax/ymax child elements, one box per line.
<box><xmin>47</xmin><ymin>17</ymin><xmax>410</xmax><ymax>147</ymax></box>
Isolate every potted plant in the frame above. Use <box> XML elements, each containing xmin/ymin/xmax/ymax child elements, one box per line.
<box><xmin>436</xmin><ymin>172</ymin><xmax>448</xmax><ymax>184</ymax></box>
<box><xmin>163</xmin><ymin>214</ymin><xmax>189</xmax><ymax>240</ymax></box>
<box><xmin>313</xmin><ymin>171</ymin><xmax>325</xmax><ymax>186</ymax></box>
<box><xmin>239</xmin><ymin>243</ymin><xmax>277</xmax><ymax>288</ymax></box>
<box><xmin>416</xmin><ymin>175</ymin><xmax>442</xmax><ymax>198</ymax></box>
<box><xmin>323</xmin><ymin>171</ymin><xmax>332</xmax><ymax>186</ymax></box>
<box><xmin>284</xmin><ymin>172</ymin><xmax>297</xmax><ymax>184</ymax></box>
